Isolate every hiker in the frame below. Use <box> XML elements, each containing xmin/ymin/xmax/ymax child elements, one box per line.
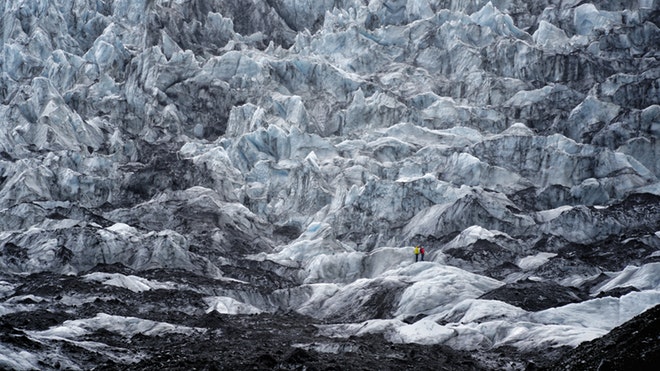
<box><xmin>420</xmin><ymin>246</ymin><xmax>425</xmax><ymax>261</ymax></box>
<box><xmin>414</xmin><ymin>246</ymin><xmax>420</xmax><ymax>262</ymax></box>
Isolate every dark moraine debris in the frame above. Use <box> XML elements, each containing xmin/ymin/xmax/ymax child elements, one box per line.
<box><xmin>478</xmin><ymin>279</ymin><xmax>586</xmax><ymax>311</ymax></box>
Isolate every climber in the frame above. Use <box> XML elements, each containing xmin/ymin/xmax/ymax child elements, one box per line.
<box><xmin>420</xmin><ymin>246</ymin><xmax>425</xmax><ymax>261</ymax></box>
<box><xmin>413</xmin><ymin>245</ymin><xmax>420</xmax><ymax>262</ymax></box>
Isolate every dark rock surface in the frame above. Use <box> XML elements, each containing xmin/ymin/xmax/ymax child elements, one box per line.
<box><xmin>0</xmin><ymin>265</ymin><xmax>492</xmax><ymax>371</ymax></box>
<box><xmin>478</xmin><ymin>279</ymin><xmax>585</xmax><ymax>311</ymax></box>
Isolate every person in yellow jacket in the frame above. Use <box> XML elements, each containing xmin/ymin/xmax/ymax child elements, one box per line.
<box><xmin>414</xmin><ymin>246</ymin><xmax>420</xmax><ymax>262</ymax></box>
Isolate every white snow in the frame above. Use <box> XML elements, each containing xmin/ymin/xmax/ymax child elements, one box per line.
<box><xmin>106</xmin><ymin>222</ymin><xmax>138</xmax><ymax>235</ymax></box>
<box><xmin>536</xmin><ymin>205</ymin><xmax>574</xmax><ymax>222</ymax></box>
<box><xmin>0</xmin><ymin>345</ymin><xmax>40</xmax><ymax>371</ymax></box>
<box><xmin>0</xmin><ymin>281</ymin><xmax>15</xmax><ymax>299</ymax></box>
<box><xmin>316</xmin><ymin>289</ymin><xmax>660</xmax><ymax>351</ymax></box>
<box><xmin>83</xmin><ymin>272</ymin><xmax>177</xmax><ymax>293</ymax></box>
<box><xmin>30</xmin><ymin>313</ymin><xmax>205</xmax><ymax>340</ymax></box>
<box><xmin>392</xmin><ymin>263</ymin><xmax>503</xmax><ymax>318</ymax></box>
<box><xmin>591</xmin><ymin>263</ymin><xmax>660</xmax><ymax>294</ymax></box>
<box><xmin>529</xmin><ymin>290</ymin><xmax>660</xmax><ymax>331</ymax></box>
<box><xmin>4</xmin><ymin>295</ymin><xmax>47</xmax><ymax>304</ymax></box>
<box><xmin>204</xmin><ymin>296</ymin><xmax>263</xmax><ymax>315</ymax></box>
<box><xmin>445</xmin><ymin>299</ymin><xmax>527</xmax><ymax>324</ymax></box>
<box><xmin>18</xmin><ymin>313</ymin><xmax>204</xmax><ymax>366</ymax></box>
<box><xmin>392</xmin><ymin>318</ymin><xmax>456</xmax><ymax>344</ymax></box>
<box><xmin>517</xmin><ymin>252</ymin><xmax>557</xmax><ymax>270</ymax></box>
<box><xmin>442</xmin><ymin>225</ymin><xmax>509</xmax><ymax>251</ymax></box>
<box><xmin>501</xmin><ymin>122</ymin><xmax>534</xmax><ymax>136</ymax></box>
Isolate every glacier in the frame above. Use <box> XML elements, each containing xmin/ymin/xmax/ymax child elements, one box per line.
<box><xmin>1</xmin><ymin>0</ymin><xmax>659</xmax><ymax>369</ymax></box>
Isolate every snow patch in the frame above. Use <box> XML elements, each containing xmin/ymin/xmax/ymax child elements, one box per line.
<box><xmin>592</xmin><ymin>263</ymin><xmax>660</xmax><ymax>294</ymax></box>
<box><xmin>392</xmin><ymin>319</ymin><xmax>455</xmax><ymax>344</ymax></box>
<box><xmin>30</xmin><ymin>313</ymin><xmax>205</xmax><ymax>340</ymax></box>
<box><xmin>0</xmin><ymin>344</ymin><xmax>40</xmax><ymax>371</ymax></box>
<box><xmin>83</xmin><ymin>272</ymin><xmax>177</xmax><ymax>293</ymax></box>
<box><xmin>517</xmin><ymin>253</ymin><xmax>557</xmax><ymax>270</ymax></box>
<box><xmin>530</xmin><ymin>290</ymin><xmax>660</xmax><ymax>331</ymax></box>
<box><xmin>393</xmin><ymin>263</ymin><xmax>503</xmax><ymax>318</ymax></box>
<box><xmin>536</xmin><ymin>206</ymin><xmax>574</xmax><ymax>222</ymax></box>
<box><xmin>204</xmin><ymin>296</ymin><xmax>263</xmax><ymax>315</ymax></box>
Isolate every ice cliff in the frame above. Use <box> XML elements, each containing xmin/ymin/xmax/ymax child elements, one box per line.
<box><xmin>1</xmin><ymin>0</ymin><xmax>659</xmax><ymax>369</ymax></box>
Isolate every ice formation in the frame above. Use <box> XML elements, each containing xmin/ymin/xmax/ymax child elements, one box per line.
<box><xmin>0</xmin><ymin>0</ymin><xmax>658</xmax><ymax>369</ymax></box>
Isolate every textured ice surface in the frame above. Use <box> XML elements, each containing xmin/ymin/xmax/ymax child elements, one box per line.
<box><xmin>83</xmin><ymin>272</ymin><xmax>177</xmax><ymax>293</ymax></box>
<box><xmin>204</xmin><ymin>296</ymin><xmax>263</xmax><ymax>315</ymax></box>
<box><xmin>1</xmin><ymin>0</ymin><xmax>659</xmax><ymax>368</ymax></box>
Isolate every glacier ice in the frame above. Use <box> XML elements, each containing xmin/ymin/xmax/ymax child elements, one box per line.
<box><xmin>1</xmin><ymin>0</ymin><xmax>659</xmax><ymax>368</ymax></box>
<box><xmin>204</xmin><ymin>296</ymin><xmax>263</xmax><ymax>315</ymax></box>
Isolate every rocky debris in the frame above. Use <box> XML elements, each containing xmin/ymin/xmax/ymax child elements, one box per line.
<box><xmin>547</xmin><ymin>304</ymin><xmax>660</xmax><ymax>371</ymax></box>
<box><xmin>478</xmin><ymin>279</ymin><xmax>585</xmax><ymax>311</ymax></box>
<box><xmin>0</xmin><ymin>265</ymin><xmax>489</xmax><ymax>371</ymax></box>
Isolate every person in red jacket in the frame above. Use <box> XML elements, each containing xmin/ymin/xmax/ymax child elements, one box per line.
<box><xmin>420</xmin><ymin>246</ymin><xmax>425</xmax><ymax>261</ymax></box>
